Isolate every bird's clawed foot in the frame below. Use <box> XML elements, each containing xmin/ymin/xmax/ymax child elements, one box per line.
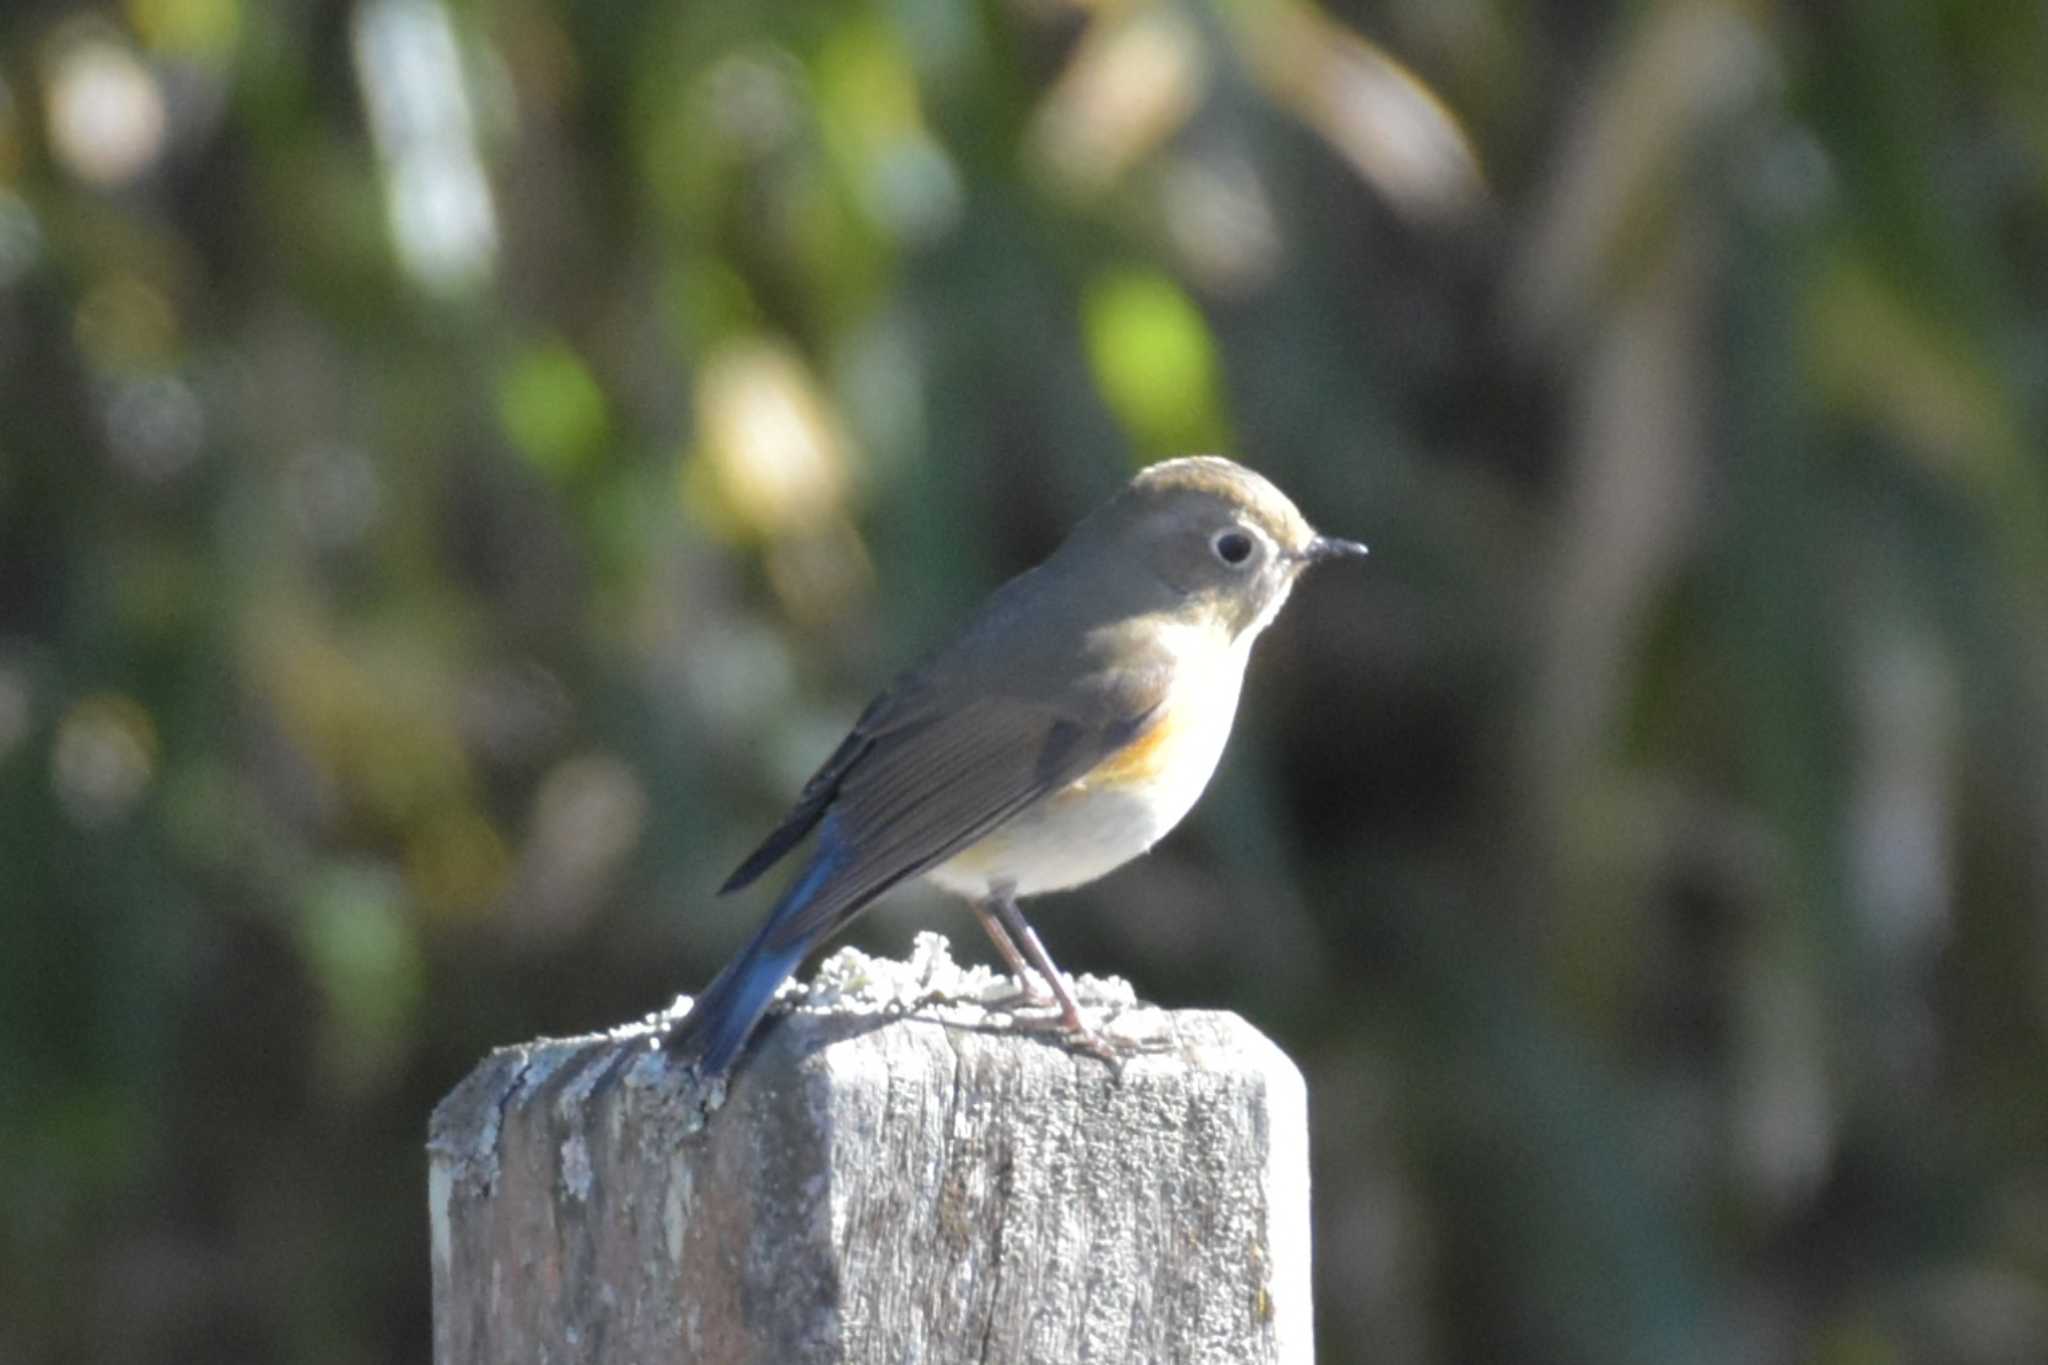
<box><xmin>1004</xmin><ymin>1008</ymin><xmax>1118</xmax><ymax>1063</ymax></box>
<box><xmin>972</xmin><ymin>888</ymin><xmax>1153</xmax><ymax>1071</ymax></box>
<box><xmin>982</xmin><ymin>972</ymin><xmax>1059</xmax><ymax>1013</ymax></box>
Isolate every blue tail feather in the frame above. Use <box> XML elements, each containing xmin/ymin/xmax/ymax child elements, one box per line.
<box><xmin>666</xmin><ymin>841</ymin><xmax>845</xmax><ymax>1077</ymax></box>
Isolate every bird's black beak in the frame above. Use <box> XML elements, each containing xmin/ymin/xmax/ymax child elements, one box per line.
<box><xmin>1304</xmin><ymin>535</ymin><xmax>1369</xmax><ymax>563</ymax></box>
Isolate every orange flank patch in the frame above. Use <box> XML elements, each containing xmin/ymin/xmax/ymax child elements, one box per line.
<box><xmin>1073</xmin><ymin>705</ymin><xmax>1184</xmax><ymax>791</ymax></box>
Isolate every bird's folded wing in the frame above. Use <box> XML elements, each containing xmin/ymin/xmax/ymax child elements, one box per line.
<box><xmin>719</xmin><ymin>720</ymin><xmax>874</xmax><ymax>895</ymax></box>
<box><xmin>762</xmin><ymin>671</ymin><xmax>1166</xmax><ymax>949</ymax></box>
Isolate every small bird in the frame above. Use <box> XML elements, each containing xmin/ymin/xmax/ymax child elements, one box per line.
<box><xmin>668</xmin><ymin>455</ymin><xmax>1367</xmax><ymax>1077</ymax></box>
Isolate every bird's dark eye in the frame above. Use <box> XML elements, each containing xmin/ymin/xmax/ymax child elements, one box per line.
<box><xmin>1212</xmin><ymin>529</ymin><xmax>1255</xmax><ymax>566</ymax></box>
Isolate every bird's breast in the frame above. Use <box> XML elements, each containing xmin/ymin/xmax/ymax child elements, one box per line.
<box><xmin>1059</xmin><ymin>656</ymin><xmax>1242</xmax><ymax>812</ymax></box>
<box><xmin>926</xmin><ymin>626</ymin><xmax>1250</xmax><ymax>899</ymax></box>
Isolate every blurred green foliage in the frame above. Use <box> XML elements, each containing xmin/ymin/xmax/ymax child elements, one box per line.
<box><xmin>3</xmin><ymin>0</ymin><xmax>2046</xmax><ymax>1361</ymax></box>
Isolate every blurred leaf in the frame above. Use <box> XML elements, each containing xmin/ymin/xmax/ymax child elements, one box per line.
<box><xmin>126</xmin><ymin>0</ymin><xmax>242</xmax><ymax>62</ymax></box>
<box><xmin>1807</xmin><ymin>253</ymin><xmax>2026</xmax><ymax>488</ymax></box>
<box><xmin>298</xmin><ymin>860</ymin><xmax>425</xmax><ymax>1092</ymax></box>
<box><xmin>1509</xmin><ymin>1</ymin><xmax>1772</xmax><ymax>345</ymax></box>
<box><xmin>1027</xmin><ymin>5</ymin><xmax>1207</xmax><ymax>197</ymax></box>
<box><xmin>404</xmin><ymin>806</ymin><xmax>509</xmax><ymax>920</ymax></box>
<box><xmin>1227</xmin><ymin>0</ymin><xmax>1484</xmax><ymax>222</ymax></box>
<box><xmin>1082</xmin><ymin>268</ymin><xmax>1225</xmax><ymax>455</ymax></box>
<box><xmin>495</xmin><ymin>337</ymin><xmax>610</xmax><ymax>481</ymax></box>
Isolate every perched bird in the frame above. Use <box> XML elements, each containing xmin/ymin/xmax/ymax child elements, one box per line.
<box><xmin>668</xmin><ymin>455</ymin><xmax>1367</xmax><ymax>1077</ymax></box>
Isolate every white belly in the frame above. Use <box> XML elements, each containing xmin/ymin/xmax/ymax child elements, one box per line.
<box><xmin>925</xmin><ymin>627</ymin><xmax>1250</xmax><ymax>900</ymax></box>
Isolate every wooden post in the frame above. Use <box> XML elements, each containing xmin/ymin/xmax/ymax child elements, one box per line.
<box><xmin>429</xmin><ymin>936</ymin><xmax>1312</xmax><ymax>1364</ymax></box>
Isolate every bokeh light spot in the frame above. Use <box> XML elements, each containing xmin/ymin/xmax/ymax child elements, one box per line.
<box><xmin>73</xmin><ymin>274</ymin><xmax>180</xmax><ymax>369</ymax></box>
<box><xmin>51</xmin><ymin>693</ymin><xmax>158</xmax><ymax>828</ymax></box>
<box><xmin>103</xmin><ymin>371</ymin><xmax>206</xmax><ymax>483</ymax></box>
<box><xmin>352</xmin><ymin>0</ymin><xmax>498</xmax><ymax>293</ymax></box>
<box><xmin>693</xmin><ymin>338</ymin><xmax>853</xmax><ymax>538</ymax></box>
<box><xmin>0</xmin><ymin>655</ymin><xmax>34</xmax><ymax>765</ymax></box>
<box><xmin>42</xmin><ymin>30</ymin><xmax>168</xmax><ymax>188</ymax></box>
<box><xmin>283</xmin><ymin>442</ymin><xmax>384</xmax><ymax>552</ymax></box>
<box><xmin>0</xmin><ymin>192</ymin><xmax>44</xmax><ymax>288</ymax></box>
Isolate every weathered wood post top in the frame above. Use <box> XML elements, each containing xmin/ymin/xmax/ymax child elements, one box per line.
<box><xmin>429</xmin><ymin>933</ymin><xmax>1312</xmax><ymax>1363</ymax></box>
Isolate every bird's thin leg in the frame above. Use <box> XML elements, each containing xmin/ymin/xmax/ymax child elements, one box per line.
<box><xmin>971</xmin><ymin>895</ymin><xmax>1055</xmax><ymax>1006</ymax></box>
<box><xmin>984</xmin><ymin>888</ymin><xmax>1116</xmax><ymax>1062</ymax></box>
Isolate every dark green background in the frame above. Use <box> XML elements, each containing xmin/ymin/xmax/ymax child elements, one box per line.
<box><xmin>3</xmin><ymin>0</ymin><xmax>2046</xmax><ymax>1360</ymax></box>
